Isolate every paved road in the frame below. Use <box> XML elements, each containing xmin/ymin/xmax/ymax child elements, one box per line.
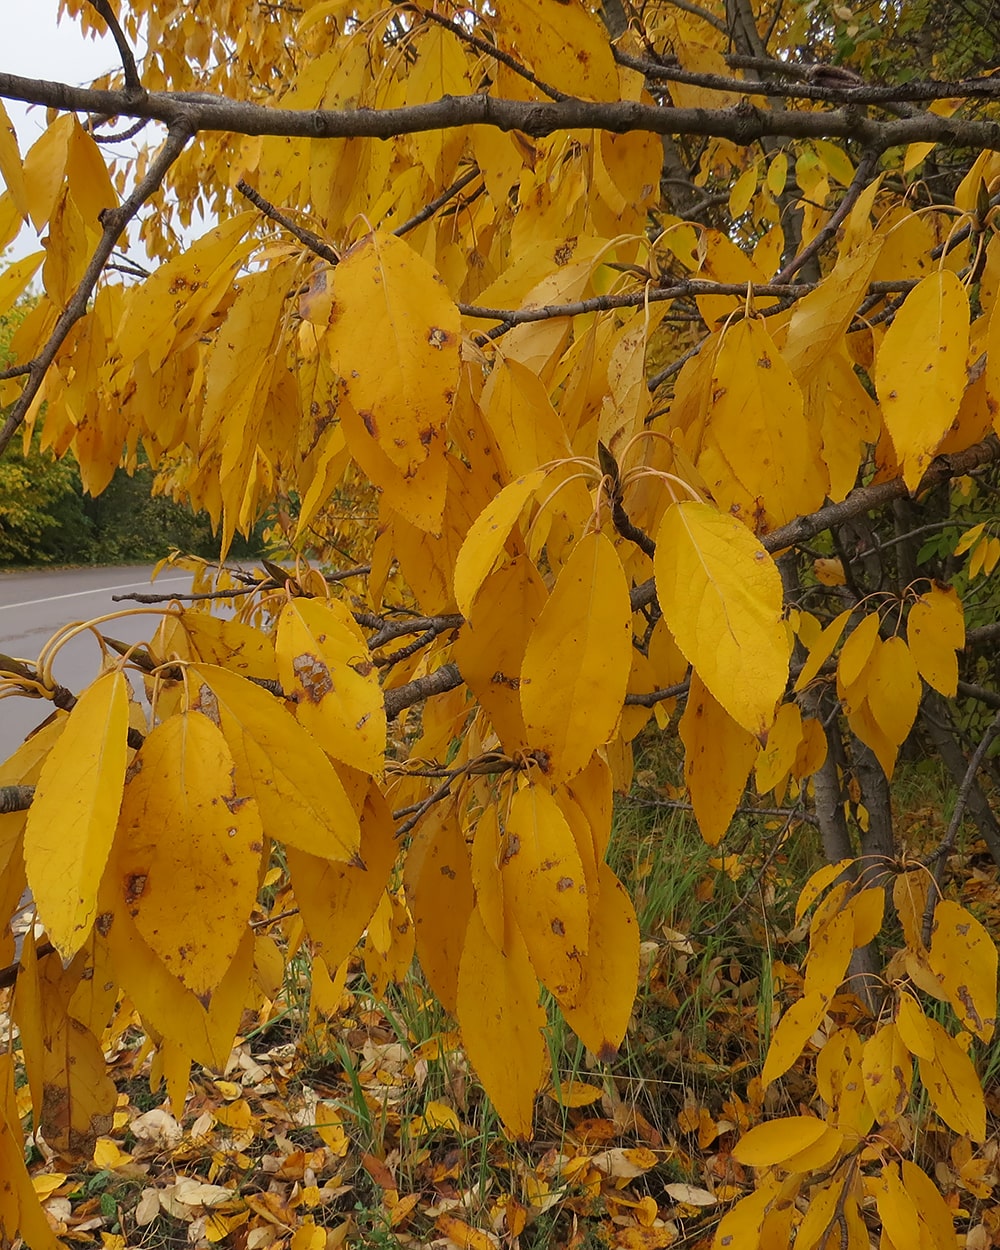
<box><xmin>0</xmin><ymin>565</ymin><xmax>195</xmax><ymax>761</ymax></box>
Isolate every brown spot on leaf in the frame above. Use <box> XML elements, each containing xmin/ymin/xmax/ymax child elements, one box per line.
<box><xmin>359</xmin><ymin>409</ymin><xmax>377</xmax><ymax>437</ymax></box>
<box><xmin>556</xmin><ymin>876</ymin><xmax>574</xmax><ymax>892</ymax></box>
<box><xmin>95</xmin><ymin>911</ymin><xmax>113</xmax><ymax>936</ymax></box>
<box><xmin>293</xmin><ymin>653</ymin><xmax>333</xmax><ymax>701</ymax></box>
<box><xmin>551</xmin><ymin>917</ymin><xmax>566</xmax><ymax>935</ymax></box>
<box><xmin>554</xmin><ymin>239</ymin><xmax>577</xmax><ymax>266</ymax></box>
<box><xmin>501</xmin><ymin>833</ymin><xmax>520</xmax><ymax>866</ymax></box>
<box><xmin>491</xmin><ymin>670</ymin><xmax>520</xmax><ymax>690</ymax></box>
<box><xmin>124</xmin><ymin>872</ymin><xmax>148</xmax><ymax>905</ymax></box>
<box><xmin>428</xmin><ymin>326</ymin><xmax>453</xmax><ymax>349</ymax></box>
<box><xmin>440</xmin><ymin>865</ymin><xmax>457</xmax><ymax>879</ymax></box>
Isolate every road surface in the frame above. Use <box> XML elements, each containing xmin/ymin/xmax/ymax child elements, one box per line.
<box><xmin>0</xmin><ymin>565</ymin><xmax>195</xmax><ymax>761</ymax></box>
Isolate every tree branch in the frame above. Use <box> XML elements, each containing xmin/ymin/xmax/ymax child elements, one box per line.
<box><xmin>3</xmin><ymin>74</ymin><xmax>1000</xmax><ymax>152</ymax></box>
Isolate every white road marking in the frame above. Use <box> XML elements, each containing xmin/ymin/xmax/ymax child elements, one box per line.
<box><xmin>0</xmin><ymin>575</ymin><xmax>190</xmax><ymax>612</ymax></box>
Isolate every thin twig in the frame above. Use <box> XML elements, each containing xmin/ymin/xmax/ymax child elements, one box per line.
<box><xmin>921</xmin><ymin>706</ymin><xmax>1000</xmax><ymax>943</ymax></box>
<box><xmin>87</xmin><ymin>0</ymin><xmax>143</xmax><ymax>96</ymax></box>
<box><xmin>774</xmin><ymin>148</ymin><xmax>881</xmax><ymax>284</ymax></box>
<box><xmin>236</xmin><ymin>179</ymin><xmax>340</xmax><ymax>265</ymax></box>
<box><xmin>417</xmin><ymin>8</ymin><xmax>570</xmax><ymax>102</ymax></box>
<box><xmin>393</xmin><ymin>166</ymin><xmax>482</xmax><ymax>237</ymax></box>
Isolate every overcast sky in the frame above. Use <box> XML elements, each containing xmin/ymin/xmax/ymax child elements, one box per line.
<box><xmin>5</xmin><ymin>2</ymin><xmax>121</xmax><ymax>146</ymax></box>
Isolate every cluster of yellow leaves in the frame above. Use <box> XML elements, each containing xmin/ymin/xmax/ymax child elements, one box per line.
<box><xmin>4</xmin><ymin>0</ymin><xmax>1000</xmax><ymax>1245</ymax></box>
<box><xmin>717</xmin><ymin>864</ymin><xmax>998</xmax><ymax>1250</ymax></box>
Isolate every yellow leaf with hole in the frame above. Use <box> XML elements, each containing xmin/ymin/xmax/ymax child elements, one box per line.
<box><xmin>560</xmin><ymin>863</ymin><xmax>639</xmax><ymax>1061</ymax></box>
<box><xmin>502</xmin><ymin>782</ymin><xmax>589</xmax><ymax>1000</ymax></box>
<box><xmin>276</xmin><ymin>597</ymin><xmax>385</xmax><ymax>776</ymax></box>
<box><xmin>25</xmin><ymin>671</ymin><xmax>129</xmax><ymax>959</ymax></box>
<box><xmin>732</xmin><ymin>1116</ymin><xmax>829</xmax><ymax>1166</ymax></box>
<box><xmin>680</xmin><ymin>673</ymin><xmax>759</xmax><ymax>844</ymax></box>
<box><xmin>453</xmin><ymin>472</ymin><xmax>545</xmax><ymax>619</ymax></box>
<box><xmin>875</xmin><ymin>270</ymin><xmax>970</xmax><ymax>490</ymax></box>
<box><xmin>655</xmin><ymin>502</ymin><xmax>789</xmax><ymax>736</ymax></box>
<box><xmin>109</xmin><ymin>711</ymin><xmax>262</xmax><ymax>999</ymax></box>
<box><xmin>762</xmin><ymin>991</ymin><xmax>828</xmax><ymax>1087</ymax></box>
<box><xmin>907</xmin><ymin>582</ymin><xmax>964</xmax><ymax>697</ymax></box>
<box><xmin>457</xmin><ymin>910</ymin><xmax>545</xmax><ymax>1140</ymax></box>
<box><xmin>928</xmin><ymin>899</ymin><xmax>997</xmax><ymax>1042</ymax></box>
<box><xmin>188</xmin><ymin>663</ymin><xmax>360</xmax><ymax>862</ymax></box>
<box><xmin>862</xmin><ymin>1022</ymin><xmax>911</xmax><ymax>1124</ymax></box>
<box><xmin>520</xmin><ymin>531</ymin><xmax>632</xmax><ymax>783</ymax></box>
<box><xmin>325</xmin><ymin>230</ymin><xmax>459</xmax><ymax>477</ymax></box>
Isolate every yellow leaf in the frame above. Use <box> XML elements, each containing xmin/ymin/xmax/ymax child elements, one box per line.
<box><xmin>410</xmin><ymin>1101</ymin><xmax>463</xmax><ymax>1136</ymax></box>
<box><xmin>0</xmin><ymin>1056</ymin><xmax>62</xmax><ymax>1250</ymax></box>
<box><xmin>804</xmin><ymin>907</ymin><xmax>854</xmax><ymax>1001</ymax></box>
<box><xmin>189</xmin><ymin>663</ymin><xmax>361</xmax><ymax>862</ymax></box>
<box><xmin>907</xmin><ymin>582</ymin><xmax>964</xmax><ymax>697</ymax></box>
<box><xmin>434</xmin><ymin>1213</ymin><xmax>498</xmax><ymax>1250</ymax></box>
<box><xmin>927</xmin><ymin>899</ymin><xmax>997</xmax><ymax>1041</ymax></box>
<box><xmin>547</xmin><ymin>1080</ymin><xmax>605</xmax><ymax>1107</ymax></box>
<box><xmin>711</xmin><ymin>1180</ymin><xmax>777</xmax><ymax>1250</ymax></box>
<box><xmin>109</xmin><ymin>711</ymin><xmax>263</xmax><ymax>999</ymax></box>
<box><xmin>30</xmin><ymin>1173</ymin><xmax>67</xmax><ymax>1199</ymax></box>
<box><xmin>755</xmin><ymin>702</ymin><xmax>802</xmax><ymax>795</ymax></box>
<box><xmin>703</xmin><ymin>317</ymin><xmax>825</xmax><ymax>528</ymax></box>
<box><xmin>500</xmin><ymin>0</ymin><xmax>618</xmax><ymax>101</ymax></box>
<box><xmin>453</xmin><ymin>471</ymin><xmax>545</xmax><ymax>619</ymax></box>
<box><xmin>680</xmin><ymin>673</ymin><xmax>759</xmax><ymax>844</ymax></box>
<box><xmin>276</xmin><ymin>596</ymin><xmax>386</xmax><ymax>776</ymax></box>
<box><xmin>0</xmin><ymin>101</ymin><xmax>28</xmax><ymax>219</ymax></box>
<box><xmin>24</xmin><ymin>671</ymin><xmax>129</xmax><ymax>958</ymax></box>
<box><xmin>0</xmin><ymin>251</ymin><xmax>44</xmax><ymax>317</ymax></box>
<box><xmin>560</xmin><ymin>862</ymin><xmax>639</xmax><ymax>1060</ymax></box>
<box><xmin>728</xmin><ymin>166</ymin><xmax>757</xmax><ymax>219</ymax></box>
<box><xmin>93</xmin><ymin>1138</ymin><xmax>132</xmax><ymax>1170</ymax></box>
<box><xmin>404</xmin><ymin>805</ymin><xmax>475</xmax><ymax>1015</ymax></box>
<box><xmin>900</xmin><ymin>1159</ymin><xmax>961</xmax><ymax>1250</ymax></box>
<box><xmin>861</xmin><ymin>1023</ymin><xmax>911</xmax><ymax>1124</ymax></box>
<box><xmin>875</xmin><ymin>270</ymin><xmax>971</xmax><ymax>490</ymax></box>
<box><xmin>325</xmin><ymin>230</ymin><xmax>460</xmax><ymax>477</ymax></box>
<box><xmin>288</xmin><ymin>783</ymin><xmax>396</xmax><ymax>971</ymax></box>
<box><xmin>762</xmin><ymin>991</ymin><xmax>828</xmax><ymax>1087</ymax></box>
<box><xmin>795</xmin><ymin>859</ymin><xmax>851</xmax><ymax>925</ymax></box>
<box><xmin>869</xmin><ymin>1163</ymin><xmax>921</xmax><ymax>1249</ymax></box>
<box><xmin>159</xmin><ymin>612</ymin><xmax>278</xmax><ymax>682</ymax></box>
<box><xmin>502</xmin><ymin>782</ymin><xmax>589</xmax><ymax>1000</ymax></box>
<box><xmin>457</xmin><ymin>910</ymin><xmax>545</xmax><ymax>1140</ymax></box>
<box><xmin>520</xmin><ymin>531</ymin><xmax>632</xmax><ymax>783</ymax></box>
<box><xmin>919</xmin><ymin>1014</ymin><xmax>987</xmax><ymax>1139</ymax></box>
<box><xmin>778</xmin><ymin>1123</ymin><xmax>844</xmax><ymax>1174</ymax></box>
<box><xmin>655</xmin><ymin>501</ymin><xmax>789</xmax><ymax>736</ymax></box>
<box><xmin>767</xmin><ymin>152</ymin><xmax>788</xmax><ymax>197</ymax></box>
<box><xmin>895</xmin><ymin>992</ymin><xmax>937</xmax><ymax>1059</ymax></box>
<box><xmin>732</xmin><ymin>1116</ymin><xmax>829</xmax><ymax>1167</ymax></box>
<box><xmin>837</xmin><ymin>612</ymin><xmax>880</xmax><ymax>689</ymax></box>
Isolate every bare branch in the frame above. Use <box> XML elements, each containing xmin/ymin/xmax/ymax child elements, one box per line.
<box><xmin>393</xmin><ymin>166</ymin><xmax>482</xmax><ymax>237</ymax></box>
<box><xmin>236</xmin><ymin>178</ymin><xmax>340</xmax><ymax>265</ymax></box>
<box><xmin>4</xmin><ymin>73</ymin><xmax>1000</xmax><ymax>152</ymax></box>
<box><xmin>86</xmin><ymin>0</ymin><xmax>143</xmax><ymax>96</ymax></box>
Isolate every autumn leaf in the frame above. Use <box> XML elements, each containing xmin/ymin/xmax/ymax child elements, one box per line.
<box><xmin>24</xmin><ymin>671</ymin><xmax>129</xmax><ymax>959</ymax></box>
<box><xmin>655</xmin><ymin>502</ymin><xmax>790</xmax><ymax>736</ymax></box>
